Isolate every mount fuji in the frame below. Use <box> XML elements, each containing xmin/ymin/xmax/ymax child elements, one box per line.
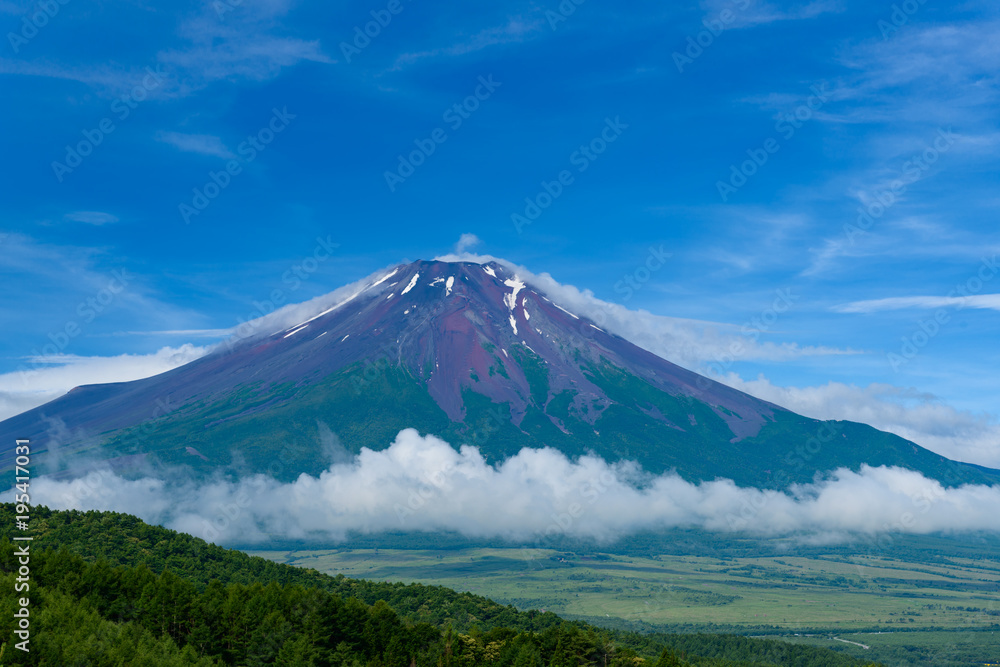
<box><xmin>2</xmin><ymin>259</ymin><xmax>996</xmax><ymax>489</ymax></box>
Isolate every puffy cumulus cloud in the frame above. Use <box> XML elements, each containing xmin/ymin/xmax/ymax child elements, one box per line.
<box><xmin>718</xmin><ymin>374</ymin><xmax>1000</xmax><ymax>468</ymax></box>
<box><xmin>454</xmin><ymin>233</ymin><xmax>482</xmax><ymax>254</ymax></box>
<box><xmin>28</xmin><ymin>429</ymin><xmax>1000</xmax><ymax>547</ymax></box>
<box><xmin>0</xmin><ymin>345</ymin><xmax>211</xmax><ymax>421</ymax></box>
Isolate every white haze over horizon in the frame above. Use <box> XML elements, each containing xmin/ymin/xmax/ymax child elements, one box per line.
<box><xmin>4</xmin><ymin>251</ymin><xmax>1000</xmax><ymax>468</ymax></box>
<box><xmin>28</xmin><ymin>428</ymin><xmax>1000</xmax><ymax>548</ymax></box>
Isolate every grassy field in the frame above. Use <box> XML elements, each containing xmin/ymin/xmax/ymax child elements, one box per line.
<box><xmin>244</xmin><ymin>547</ymin><xmax>1000</xmax><ymax>632</ymax></box>
<box><xmin>776</xmin><ymin>630</ymin><xmax>1000</xmax><ymax>666</ymax></box>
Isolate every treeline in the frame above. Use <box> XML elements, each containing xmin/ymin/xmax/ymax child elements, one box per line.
<box><xmin>0</xmin><ymin>505</ymin><xmax>881</xmax><ymax>666</ymax></box>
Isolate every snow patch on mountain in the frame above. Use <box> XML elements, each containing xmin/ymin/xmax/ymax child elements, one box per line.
<box><xmin>371</xmin><ymin>269</ymin><xmax>398</xmax><ymax>288</ymax></box>
<box><xmin>401</xmin><ymin>273</ymin><xmax>419</xmax><ymax>295</ymax></box>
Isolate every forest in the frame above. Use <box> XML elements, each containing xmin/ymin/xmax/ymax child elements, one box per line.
<box><xmin>0</xmin><ymin>504</ymin><xmax>882</xmax><ymax>666</ymax></box>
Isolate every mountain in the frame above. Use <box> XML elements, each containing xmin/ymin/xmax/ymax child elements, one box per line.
<box><xmin>1</xmin><ymin>259</ymin><xmax>996</xmax><ymax>489</ymax></box>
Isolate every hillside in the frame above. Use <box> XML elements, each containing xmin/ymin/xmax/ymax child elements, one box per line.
<box><xmin>0</xmin><ymin>504</ymin><xmax>879</xmax><ymax>666</ymax></box>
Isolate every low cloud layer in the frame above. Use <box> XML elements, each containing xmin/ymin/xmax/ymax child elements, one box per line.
<box><xmin>31</xmin><ymin>429</ymin><xmax>1000</xmax><ymax>547</ymax></box>
<box><xmin>719</xmin><ymin>374</ymin><xmax>1000</xmax><ymax>468</ymax></box>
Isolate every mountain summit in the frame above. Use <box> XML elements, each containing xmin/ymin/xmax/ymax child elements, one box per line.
<box><xmin>2</xmin><ymin>259</ymin><xmax>996</xmax><ymax>488</ymax></box>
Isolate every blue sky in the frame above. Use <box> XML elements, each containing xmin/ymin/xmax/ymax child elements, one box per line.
<box><xmin>2</xmin><ymin>0</ymin><xmax>999</xmax><ymax>465</ymax></box>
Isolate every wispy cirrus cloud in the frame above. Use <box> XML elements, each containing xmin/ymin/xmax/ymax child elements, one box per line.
<box><xmin>0</xmin><ymin>234</ymin><xmax>210</xmax><ymax>365</ymax></box>
<box><xmin>63</xmin><ymin>211</ymin><xmax>119</xmax><ymax>225</ymax></box>
<box><xmin>392</xmin><ymin>16</ymin><xmax>543</xmax><ymax>69</ymax></box>
<box><xmin>835</xmin><ymin>294</ymin><xmax>1000</xmax><ymax>314</ymax></box>
<box><xmin>701</xmin><ymin>0</ymin><xmax>843</xmax><ymax>29</ymax></box>
<box><xmin>0</xmin><ymin>59</ymin><xmax>176</xmax><ymax>99</ymax></box>
<box><xmin>112</xmin><ymin>329</ymin><xmax>234</xmax><ymax>338</ymax></box>
<box><xmin>159</xmin><ymin>2</ymin><xmax>334</xmax><ymax>91</ymax></box>
<box><xmin>793</xmin><ymin>20</ymin><xmax>1000</xmax><ymax>275</ymax></box>
<box><xmin>824</xmin><ymin>20</ymin><xmax>1000</xmax><ymax>135</ymax></box>
<box><xmin>155</xmin><ymin>131</ymin><xmax>235</xmax><ymax>159</ymax></box>
<box><xmin>0</xmin><ymin>0</ymin><xmax>332</xmax><ymax>98</ymax></box>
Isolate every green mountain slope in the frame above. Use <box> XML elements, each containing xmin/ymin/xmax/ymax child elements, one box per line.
<box><xmin>90</xmin><ymin>359</ymin><xmax>998</xmax><ymax>490</ymax></box>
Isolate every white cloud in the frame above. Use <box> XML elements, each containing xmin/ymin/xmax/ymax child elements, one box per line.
<box><xmin>701</xmin><ymin>0</ymin><xmax>842</xmax><ymax>29</ymax></box>
<box><xmin>0</xmin><ymin>345</ymin><xmax>211</xmax><ymax>421</ymax></box>
<box><xmin>159</xmin><ymin>4</ymin><xmax>333</xmax><ymax>90</ymax></box>
<box><xmin>835</xmin><ymin>294</ymin><xmax>1000</xmax><ymax>314</ymax></box>
<box><xmin>715</xmin><ymin>373</ymin><xmax>1000</xmax><ymax>468</ymax></box>
<box><xmin>116</xmin><ymin>329</ymin><xmax>234</xmax><ymax>338</ymax></box>
<box><xmin>29</xmin><ymin>429</ymin><xmax>1000</xmax><ymax>546</ymax></box>
<box><xmin>0</xmin><ymin>234</ymin><xmax>206</xmax><ymax>348</ymax></box>
<box><xmin>392</xmin><ymin>17</ymin><xmax>543</xmax><ymax>69</ymax></box>
<box><xmin>63</xmin><ymin>211</ymin><xmax>119</xmax><ymax>225</ymax></box>
<box><xmin>454</xmin><ymin>233</ymin><xmax>482</xmax><ymax>254</ymax></box>
<box><xmin>0</xmin><ymin>1</ymin><xmax>332</xmax><ymax>98</ymax></box>
<box><xmin>0</xmin><ymin>59</ymin><xmax>177</xmax><ymax>99</ymax></box>
<box><xmin>156</xmin><ymin>131</ymin><xmax>235</xmax><ymax>159</ymax></box>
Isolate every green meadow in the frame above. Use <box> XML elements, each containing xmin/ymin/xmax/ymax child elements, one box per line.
<box><xmin>246</xmin><ymin>545</ymin><xmax>1000</xmax><ymax>666</ymax></box>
